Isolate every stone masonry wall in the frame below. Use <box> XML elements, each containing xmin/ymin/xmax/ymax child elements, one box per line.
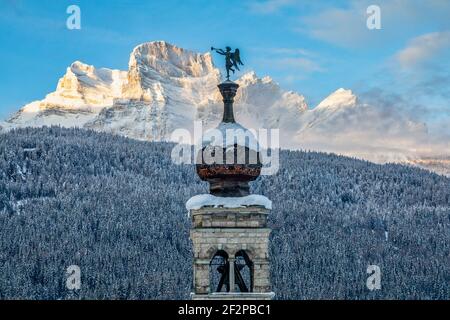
<box><xmin>190</xmin><ymin>206</ymin><xmax>271</xmax><ymax>295</ymax></box>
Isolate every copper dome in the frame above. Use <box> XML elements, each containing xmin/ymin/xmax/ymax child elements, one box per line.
<box><xmin>196</xmin><ymin>81</ymin><xmax>262</xmax><ymax>197</ymax></box>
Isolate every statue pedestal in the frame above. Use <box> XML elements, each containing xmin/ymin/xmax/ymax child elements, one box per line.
<box><xmin>189</xmin><ymin>206</ymin><xmax>274</xmax><ymax>300</ymax></box>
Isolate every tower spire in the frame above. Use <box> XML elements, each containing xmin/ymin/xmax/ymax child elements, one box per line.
<box><xmin>218</xmin><ymin>81</ymin><xmax>239</xmax><ymax>123</ymax></box>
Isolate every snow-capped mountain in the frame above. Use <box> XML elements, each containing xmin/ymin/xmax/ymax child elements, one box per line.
<box><xmin>2</xmin><ymin>41</ymin><xmax>449</xmax><ymax>173</ymax></box>
<box><xmin>295</xmin><ymin>88</ymin><xmax>434</xmax><ymax>163</ymax></box>
<box><xmin>7</xmin><ymin>61</ymin><xmax>127</xmax><ymax>128</ymax></box>
<box><xmin>4</xmin><ymin>41</ymin><xmax>307</xmax><ymax>143</ymax></box>
<box><xmin>85</xmin><ymin>41</ymin><xmax>220</xmax><ymax>140</ymax></box>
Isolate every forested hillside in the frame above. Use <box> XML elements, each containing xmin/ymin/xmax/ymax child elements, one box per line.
<box><xmin>0</xmin><ymin>127</ymin><xmax>449</xmax><ymax>299</ymax></box>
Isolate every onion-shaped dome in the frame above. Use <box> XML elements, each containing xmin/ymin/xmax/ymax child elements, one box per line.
<box><xmin>196</xmin><ymin>81</ymin><xmax>262</xmax><ymax>197</ymax></box>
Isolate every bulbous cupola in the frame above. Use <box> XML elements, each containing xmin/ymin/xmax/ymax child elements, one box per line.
<box><xmin>196</xmin><ymin>80</ymin><xmax>262</xmax><ymax>197</ymax></box>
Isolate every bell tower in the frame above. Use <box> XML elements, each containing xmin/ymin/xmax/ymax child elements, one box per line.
<box><xmin>187</xmin><ymin>77</ymin><xmax>274</xmax><ymax>300</ymax></box>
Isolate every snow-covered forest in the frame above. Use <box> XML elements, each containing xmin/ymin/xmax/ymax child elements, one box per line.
<box><xmin>0</xmin><ymin>127</ymin><xmax>449</xmax><ymax>299</ymax></box>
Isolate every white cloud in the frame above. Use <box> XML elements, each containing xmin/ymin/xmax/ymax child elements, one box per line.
<box><xmin>299</xmin><ymin>0</ymin><xmax>450</xmax><ymax>48</ymax></box>
<box><xmin>274</xmin><ymin>57</ymin><xmax>324</xmax><ymax>72</ymax></box>
<box><xmin>395</xmin><ymin>31</ymin><xmax>450</xmax><ymax>69</ymax></box>
<box><xmin>248</xmin><ymin>0</ymin><xmax>294</xmax><ymax>14</ymax></box>
<box><xmin>295</xmin><ymin>88</ymin><xmax>450</xmax><ymax>163</ymax></box>
<box><xmin>381</xmin><ymin>31</ymin><xmax>450</xmax><ymax>105</ymax></box>
<box><xmin>252</xmin><ymin>46</ymin><xmax>324</xmax><ymax>73</ymax></box>
<box><xmin>300</xmin><ymin>5</ymin><xmax>368</xmax><ymax>47</ymax></box>
<box><xmin>267</xmin><ymin>47</ymin><xmax>312</xmax><ymax>57</ymax></box>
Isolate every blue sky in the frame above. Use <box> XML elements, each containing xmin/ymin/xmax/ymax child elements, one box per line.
<box><xmin>1</xmin><ymin>0</ymin><xmax>449</xmax><ymax>129</ymax></box>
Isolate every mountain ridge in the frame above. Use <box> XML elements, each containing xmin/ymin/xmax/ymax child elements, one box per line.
<box><xmin>1</xmin><ymin>40</ymin><xmax>449</xmax><ymax>173</ymax></box>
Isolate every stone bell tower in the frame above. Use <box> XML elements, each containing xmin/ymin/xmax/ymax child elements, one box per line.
<box><xmin>186</xmin><ymin>78</ymin><xmax>274</xmax><ymax>300</ymax></box>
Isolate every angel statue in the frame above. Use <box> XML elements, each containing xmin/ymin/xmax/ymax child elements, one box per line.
<box><xmin>211</xmin><ymin>46</ymin><xmax>244</xmax><ymax>80</ymax></box>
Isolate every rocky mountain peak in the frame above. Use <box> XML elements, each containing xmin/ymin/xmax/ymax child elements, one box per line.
<box><xmin>316</xmin><ymin>88</ymin><xmax>357</xmax><ymax>109</ymax></box>
<box><xmin>129</xmin><ymin>41</ymin><xmax>215</xmax><ymax>78</ymax></box>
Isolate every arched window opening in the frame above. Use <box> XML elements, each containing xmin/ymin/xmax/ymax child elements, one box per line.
<box><xmin>234</xmin><ymin>250</ymin><xmax>253</xmax><ymax>292</ymax></box>
<box><xmin>209</xmin><ymin>250</ymin><xmax>229</xmax><ymax>293</ymax></box>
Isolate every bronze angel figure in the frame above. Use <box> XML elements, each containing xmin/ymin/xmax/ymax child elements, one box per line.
<box><xmin>211</xmin><ymin>46</ymin><xmax>244</xmax><ymax>80</ymax></box>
